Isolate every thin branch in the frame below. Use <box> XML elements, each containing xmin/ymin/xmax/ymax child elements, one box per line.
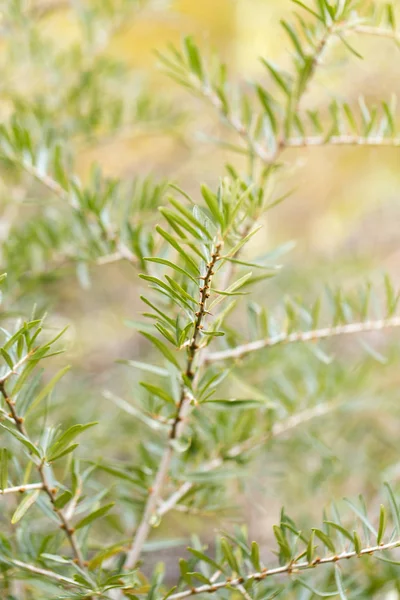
<box><xmin>10</xmin><ymin>559</ymin><xmax>86</xmax><ymax>588</ymax></box>
<box><xmin>167</xmin><ymin>539</ymin><xmax>400</xmax><ymax>600</ymax></box>
<box><xmin>205</xmin><ymin>316</ymin><xmax>400</xmax><ymax>363</ymax></box>
<box><xmin>0</xmin><ymin>380</ymin><xmax>85</xmax><ymax>568</ymax></box>
<box><xmin>16</xmin><ymin>159</ymin><xmax>69</xmax><ymax>201</ymax></box>
<box><xmin>121</xmin><ymin>243</ymin><xmax>222</xmax><ymax>572</ymax></box>
<box><xmin>353</xmin><ymin>25</ymin><xmax>400</xmax><ymax>44</ymax></box>
<box><xmin>0</xmin><ymin>483</ymin><xmax>43</xmax><ymax>495</ymax></box>
<box><xmin>157</xmin><ymin>399</ymin><xmax>339</xmax><ymax>517</ymax></box>
<box><xmin>285</xmin><ymin>135</ymin><xmax>400</xmax><ymax>149</ymax></box>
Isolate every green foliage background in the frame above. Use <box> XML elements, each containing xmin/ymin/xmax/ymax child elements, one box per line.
<box><xmin>1</xmin><ymin>0</ymin><xmax>400</xmax><ymax>598</ymax></box>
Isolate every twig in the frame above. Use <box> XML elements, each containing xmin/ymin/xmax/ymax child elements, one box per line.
<box><xmin>205</xmin><ymin>316</ymin><xmax>400</xmax><ymax>363</ymax></box>
<box><xmin>0</xmin><ymin>483</ymin><xmax>43</xmax><ymax>495</ymax></box>
<box><xmin>0</xmin><ymin>380</ymin><xmax>85</xmax><ymax>568</ymax></box>
<box><xmin>167</xmin><ymin>539</ymin><xmax>400</xmax><ymax>599</ymax></box>
<box><xmin>285</xmin><ymin>135</ymin><xmax>400</xmax><ymax>149</ymax></box>
<box><xmin>121</xmin><ymin>243</ymin><xmax>222</xmax><ymax>572</ymax></box>
<box><xmin>10</xmin><ymin>559</ymin><xmax>86</xmax><ymax>588</ymax></box>
<box><xmin>157</xmin><ymin>399</ymin><xmax>339</xmax><ymax>518</ymax></box>
<box><xmin>353</xmin><ymin>25</ymin><xmax>400</xmax><ymax>44</ymax></box>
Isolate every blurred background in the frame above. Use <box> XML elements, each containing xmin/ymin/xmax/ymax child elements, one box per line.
<box><xmin>1</xmin><ymin>0</ymin><xmax>400</xmax><ymax>586</ymax></box>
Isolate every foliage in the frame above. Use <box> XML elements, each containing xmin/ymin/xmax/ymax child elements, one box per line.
<box><xmin>1</xmin><ymin>0</ymin><xmax>400</xmax><ymax>599</ymax></box>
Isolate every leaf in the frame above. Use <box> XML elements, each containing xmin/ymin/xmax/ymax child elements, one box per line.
<box><xmin>250</xmin><ymin>541</ymin><xmax>261</xmax><ymax>570</ymax></box>
<box><xmin>312</xmin><ymin>528</ymin><xmax>335</xmax><ymax>553</ymax></box>
<box><xmin>324</xmin><ymin>521</ymin><xmax>354</xmax><ymax>544</ymax></box>
<box><xmin>53</xmin><ymin>490</ymin><xmax>73</xmax><ymax>510</ymax></box>
<box><xmin>306</xmin><ymin>530</ymin><xmax>315</xmax><ymax>563</ymax></box>
<box><xmin>75</xmin><ymin>503</ymin><xmax>114</xmax><ymax>530</ymax></box>
<box><xmin>221</xmin><ymin>538</ymin><xmax>240</xmax><ymax>573</ymax></box>
<box><xmin>200</xmin><ymin>184</ymin><xmax>223</xmax><ymax>226</ymax></box>
<box><xmin>335</xmin><ymin>565</ymin><xmax>348</xmax><ymax>600</ymax></box>
<box><xmin>273</xmin><ymin>525</ymin><xmax>292</xmax><ymax>562</ymax></box>
<box><xmin>344</xmin><ymin>498</ymin><xmax>377</xmax><ymax>537</ymax></box>
<box><xmin>1</xmin><ymin>348</ymin><xmax>14</xmax><ymax>369</ymax></box>
<box><xmin>140</xmin><ymin>382</ymin><xmax>175</xmax><ymax>405</ymax></box>
<box><xmin>353</xmin><ymin>530</ymin><xmax>361</xmax><ymax>555</ymax></box>
<box><xmin>25</xmin><ymin>365</ymin><xmax>71</xmax><ymax>415</ymax></box>
<box><xmin>187</xmin><ymin>547</ymin><xmax>223</xmax><ymax>573</ymax></box>
<box><xmin>47</xmin><ymin>422</ymin><xmax>97</xmax><ymax>461</ymax></box>
<box><xmin>117</xmin><ymin>360</ymin><xmax>169</xmax><ymax>377</ymax></box>
<box><xmin>0</xmin><ymin>448</ymin><xmax>9</xmax><ymax>490</ymax></box>
<box><xmin>11</xmin><ymin>489</ymin><xmax>41</xmax><ymax>524</ymax></box>
<box><xmin>260</xmin><ymin>59</ymin><xmax>291</xmax><ymax>96</ymax></box>
<box><xmin>183</xmin><ymin>36</ymin><xmax>203</xmax><ymax>80</ymax></box>
<box><xmin>0</xmin><ymin>424</ymin><xmax>41</xmax><ymax>458</ymax></box>
<box><xmin>144</xmin><ymin>257</ymin><xmax>198</xmax><ymax>284</ymax></box>
<box><xmin>209</xmin><ymin>272</ymin><xmax>253</xmax><ymax>310</ymax></box>
<box><xmin>155</xmin><ymin>226</ymin><xmax>199</xmax><ymax>274</ymax></box>
<box><xmin>384</xmin><ymin>482</ymin><xmax>400</xmax><ymax>536</ymax></box>
<box><xmin>139</xmin><ymin>332</ymin><xmax>180</xmax><ymax>369</ymax></box>
<box><xmin>377</xmin><ymin>504</ymin><xmax>387</xmax><ymax>545</ymax></box>
<box><xmin>49</xmin><ymin>443</ymin><xmax>79</xmax><ymax>462</ymax></box>
<box><xmin>291</xmin><ymin>0</ymin><xmax>324</xmax><ymax>20</ymax></box>
<box><xmin>203</xmin><ymin>399</ymin><xmax>271</xmax><ymax>410</ymax></box>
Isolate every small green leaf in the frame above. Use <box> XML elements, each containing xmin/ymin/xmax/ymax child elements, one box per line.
<box><xmin>221</xmin><ymin>538</ymin><xmax>240</xmax><ymax>573</ymax></box>
<box><xmin>187</xmin><ymin>547</ymin><xmax>223</xmax><ymax>573</ymax></box>
<box><xmin>204</xmin><ymin>399</ymin><xmax>270</xmax><ymax>409</ymax></box>
<box><xmin>144</xmin><ymin>258</ymin><xmax>198</xmax><ymax>284</ymax></box>
<box><xmin>306</xmin><ymin>530</ymin><xmax>314</xmax><ymax>563</ymax></box>
<box><xmin>49</xmin><ymin>443</ymin><xmax>79</xmax><ymax>462</ymax></box>
<box><xmin>377</xmin><ymin>504</ymin><xmax>387</xmax><ymax>545</ymax></box>
<box><xmin>47</xmin><ymin>422</ymin><xmax>97</xmax><ymax>461</ymax></box>
<box><xmin>1</xmin><ymin>348</ymin><xmax>14</xmax><ymax>369</ymax></box>
<box><xmin>75</xmin><ymin>503</ymin><xmax>114</xmax><ymax>530</ymax></box>
<box><xmin>53</xmin><ymin>490</ymin><xmax>73</xmax><ymax>510</ymax></box>
<box><xmin>324</xmin><ymin>521</ymin><xmax>354</xmax><ymax>543</ymax></box>
<box><xmin>11</xmin><ymin>489</ymin><xmax>41</xmax><ymax>524</ymax></box>
<box><xmin>183</xmin><ymin>36</ymin><xmax>203</xmax><ymax>80</ymax></box>
<box><xmin>384</xmin><ymin>482</ymin><xmax>400</xmax><ymax>536</ymax></box>
<box><xmin>312</xmin><ymin>528</ymin><xmax>336</xmax><ymax>553</ymax></box>
<box><xmin>0</xmin><ymin>424</ymin><xmax>41</xmax><ymax>458</ymax></box>
<box><xmin>140</xmin><ymin>332</ymin><xmax>180</xmax><ymax>369</ymax></box>
<box><xmin>353</xmin><ymin>530</ymin><xmax>362</xmax><ymax>555</ymax></box>
<box><xmin>250</xmin><ymin>541</ymin><xmax>261</xmax><ymax>570</ymax></box>
<box><xmin>140</xmin><ymin>382</ymin><xmax>175</xmax><ymax>404</ymax></box>
<box><xmin>117</xmin><ymin>359</ymin><xmax>169</xmax><ymax>377</ymax></box>
<box><xmin>26</xmin><ymin>365</ymin><xmax>71</xmax><ymax>415</ymax></box>
<box><xmin>0</xmin><ymin>448</ymin><xmax>9</xmax><ymax>490</ymax></box>
<box><xmin>335</xmin><ymin>565</ymin><xmax>348</xmax><ymax>600</ymax></box>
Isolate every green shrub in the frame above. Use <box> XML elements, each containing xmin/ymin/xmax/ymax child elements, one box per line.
<box><xmin>1</xmin><ymin>1</ymin><xmax>400</xmax><ymax>598</ymax></box>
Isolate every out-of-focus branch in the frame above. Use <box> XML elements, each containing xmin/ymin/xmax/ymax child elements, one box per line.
<box><xmin>0</xmin><ymin>483</ymin><xmax>43</xmax><ymax>495</ymax></box>
<box><xmin>205</xmin><ymin>317</ymin><xmax>400</xmax><ymax>363</ymax></box>
<box><xmin>157</xmin><ymin>399</ymin><xmax>339</xmax><ymax>517</ymax></box>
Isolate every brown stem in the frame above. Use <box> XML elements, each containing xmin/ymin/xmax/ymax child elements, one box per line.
<box><xmin>0</xmin><ymin>381</ymin><xmax>85</xmax><ymax>568</ymax></box>
<box><xmin>122</xmin><ymin>243</ymin><xmax>222</xmax><ymax>573</ymax></box>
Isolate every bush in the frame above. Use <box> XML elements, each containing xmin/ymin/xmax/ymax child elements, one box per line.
<box><xmin>1</xmin><ymin>1</ymin><xmax>400</xmax><ymax>598</ymax></box>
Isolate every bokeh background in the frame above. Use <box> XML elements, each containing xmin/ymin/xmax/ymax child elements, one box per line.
<box><xmin>1</xmin><ymin>0</ymin><xmax>400</xmax><ymax>584</ymax></box>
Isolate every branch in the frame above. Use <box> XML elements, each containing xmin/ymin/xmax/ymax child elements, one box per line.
<box><xmin>121</xmin><ymin>243</ymin><xmax>222</xmax><ymax>572</ymax></box>
<box><xmin>285</xmin><ymin>135</ymin><xmax>400</xmax><ymax>150</ymax></box>
<box><xmin>353</xmin><ymin>25</ymin><xmax>400</xmax><ymax>44</ymax></box>
<box><xmin>0</xmin><ymin>381</ymin><xmax>85</xmax><ymax>568</ymax></box>
<box><xmin>205</xmin><ymin>316</ymin><xmax>400</xmax><ymax>363</ymax></box>
<box><xmin>167</xmin><ymin>539</ymin><xmax>400</xmax><ymax>600</ymax></box>
<box><xmin>0</xmin><ymin>483</ymin><xmax>43</xmax><ymax>495</ymax></box>
<box><xmin>157</xmin><ymin>399</ymin><xmax>339</xmax><ymax>518</ymax></box>
<box><xmin>9</xmin><ymin>559</ymin><xmax>86</xmax><ymax>588</ymax></box>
